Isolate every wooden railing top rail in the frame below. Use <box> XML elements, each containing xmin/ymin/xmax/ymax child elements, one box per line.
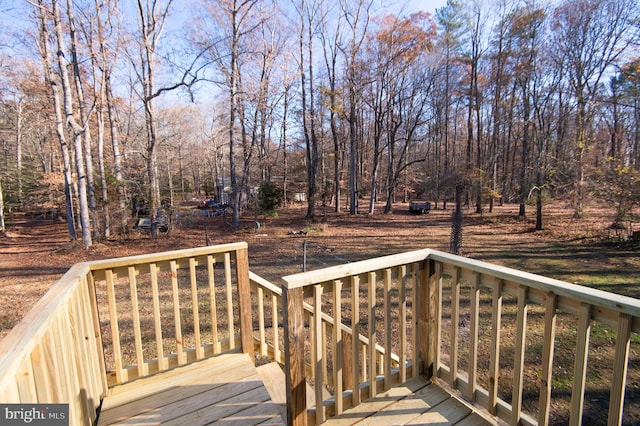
<box><xmin>87</xmin><ymin>242</ymin><xmax>248</xmax><ymax>274</ymax></box>
<box><xmin>283</xmin><ymin>248</ymin><xmax>640</xmax><ymax>323</ymax></box>
<box><xmin>427</xmin><ymin>249</ymin><xmax>640</xmax><ymax>322</ymax></box>
<box><xmin>282</xmin><ymin>248</ymin><xmax>430</xmax><ymax>289</ymax></box>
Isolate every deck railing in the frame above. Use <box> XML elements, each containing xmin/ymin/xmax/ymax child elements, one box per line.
<box><xmin>280</xmin><ymin>248</ymin><xmax>640</xmax><ymax>426</ymax></box>
<box><xmin>88</xmin><ymin>242</ymin><xmax>254</xmax><ymax>386</ymax></box>
<box><xmin>0</xmin><ymin>243</ymin><xmax>254</xmax><ymax>425</ymax></box>
<box><xmin>0</xmin><ymin>263</ymin><xmax>106</xmax><ymax>425</ymax></box>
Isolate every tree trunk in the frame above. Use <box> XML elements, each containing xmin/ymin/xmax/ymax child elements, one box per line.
<box><xmin>519</xmin><ymin>83</ymin><xmax>530</xmax><ymax>218</ymax></box>
<box><xmin>37</xmin><ymin>0</ymin><xmax>77</xmax><ymax>241</ymax></box>
<box><xmin>535</xmin><ymin>169</ymin><xmax>543</xmax><ymax>231</ymax></box>
<box><xmin>52</xmin><ymin>0</ymin><xmax>92</xmax><ymax>248</ymax></box>
<box><xmin>15</xmin><ymin>100</ymin><xmax>23</xmax><ymax>208</ymax></box>
<box><xmin>0</xmin><ymin>180</ymin><xmax>5</xmax><ymax>234</ymax></box>
<box><xmin>299</xmin><ymin>0</ymin><xmax>319</xmax><ymax>220</ymax></box>
<box><xmin>450</xmin><ymin>183</ymin><xmax>464</xmax><ymax>255</ymax></box>
<box><xmin>105</xmin><ymin>77</ymin><xmax>127</xmax><ymax>234</ymax></box>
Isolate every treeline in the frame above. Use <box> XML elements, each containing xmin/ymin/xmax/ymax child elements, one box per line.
<box><xmin>0</xmin><ymin>0</ymin><xmax>639</xmax><ymax>247</ymax></box>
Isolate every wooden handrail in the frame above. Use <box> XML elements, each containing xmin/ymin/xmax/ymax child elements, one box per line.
<box><xmin>0</xmin><ymin>263</ymin><xmax>106</xmax><ymax>425</ymax></box>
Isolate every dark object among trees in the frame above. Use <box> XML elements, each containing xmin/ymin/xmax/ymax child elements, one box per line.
<box><xmin>409</xmin><ymin>200</ymin><xmax>431</xmax><ymax>214</ymax></box>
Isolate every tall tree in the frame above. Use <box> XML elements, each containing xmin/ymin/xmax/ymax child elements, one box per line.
<box><xmin>616</xmin><ymin>59</ymin><xmax>640</xmax><ymax>167</ymax></box>
<box><xmin>508</xmin><ymin>3</ymin><xmax>545</xmax><ymax>218</ymax></box>
<box><xmin>319</xmin><ymin>2</ymin><xmax>344</xmax><ymax>212</ymax></box>
<box><xmin>463</xmin><ymin>0</ymin><xmax>487</xmax><ymax>214</ymax></box>
<box><xmin>486</xmin><ymin>0</ymin><xmax>514</xmax><ymax>213</ymax></box>
<box><xmin>295</xmin><ymin>0</ymin><xmax>321</xmax><ymax>219</ymax></box>
<box><xmin>131</xmin><ymin>0</ymin><xmax>203</xmax><ymax>235</ymax></box>
<box><xmin>366</xmin><ymin>12</ymin><xmax>436</xmax><ymax>214</ymax></box>
<box><xmin>35</xmin><ymin>0</ymin><xmax>92</xmax><ymax>246</ymax></box>
<box><xmin>435</xmin><ymin>0</ymin><xmax>465</xmax><ymax>209</ymax></box>
<box><xmin>341</xmin><ymin>0</ymin><xmax>372</xmax><ymax>215</ymax></box>
<box><xmin>197</xmin><ymin>0</ymin><xmax>262</xmax><ymax>227</ymax></box>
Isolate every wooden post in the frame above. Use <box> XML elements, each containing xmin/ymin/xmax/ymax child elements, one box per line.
<box><xmin>417</xmin><ymin>259</ymin><xmax>437</xmax><ymax>379</ymax></box>
<box><xmin>235</xmin><ymin>247</ymin><xmax>254</xmax><ymax>363</ymax></box>
<box><xmin>283</xmin><ymin>286</ymin><xmax>307</xmax><ymax>426</ymax></box>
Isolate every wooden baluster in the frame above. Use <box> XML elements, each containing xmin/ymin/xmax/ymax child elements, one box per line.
<box><xmin>87</xmin><ymin>273</ymin><xmax>108</xmax><ymax>393</ymax></box>
<box><xmin>570</xmin><ymin>303</ymin><xmax>592</xmax><ymax>426</ymax></box>
<box><xmin>412</xmin><ymin>263</ymin><xmax>419</xmax><ymax>378</ymax></box>
<box><xmin>399</xmin><ymin>265</ymin><xmax>407</xmax><ymax>383</ymax></box>
<box><xmin>170</xmin><ymin>260</ymin><xmax>184</xmax><ymax>365</ymax></box>
<box><xmin>189</xmin><ymin>258</ymin><xmax>202</xmax><ymax>360</ymax></box>
<box><xmin>105</xmin><ymin>269</ymin><xmax>123</xmax><ymax>383</ymax></box>
<box><xmin>351</xmin><ymin>275</ymin><xmax>361</xmax><ymax>406</ymax></box>
<box><xmin>333</xmin><ymin>279</ymin><xmax>344</xmax><ymax>414</ymax></box>
<box><xmin>368</xmin><ymin>271</ymin><xmax>377</xmax><ymax>397</ymax></box>
<box><xmin>512</xmin><ymin>285</ymin><xmax>529</xmax><ymax>425</ymax></box>
<box><xmin>538</xmin><ymin>292</ymin><xmax>557</xmax><ymax>425</ymax></box>
<box><xmin>450</xmin><ymin>266</ymin><xmax>460</xmax><ymax>388</ymax></box>
<box><xmin>434</xmin><ymin>262</ymin><xmax>443</xmax><ymax>376</ymax></box>
<box><xmin>314</xmin><ymin>284</ymin><xmax>325</xmax><ymax>424</ymax></box>
<box><xmin>258</xmin><ymin>286</ymin><xmax>266</xmax><ymax>356</ymax></box>
<box><xmin>436</xmin><ymin>262</ymin><xmax>443</xmax><ymax>376</ymax></box>
<box><xmin>467</xmin><ymin>272</ymin><xmax>480</xmax><ymax>401</ymax></box>
<box><xmin>76</xmin><ymin>279</ymin><xmax>101</xmax><ymax>399</ymax></box>
<box><xmin>224</xmin><ymin>252</ymin><xmax>235</xmax><ymax>349</ymax></box>
<box><xmin>207</xmin><ymin>255</ymin><xmax>219</xmax><ymax>354</ymax></box>
<box><xmin>384</xmin><ymin>268</ymin><xmax>392</xmax><ymax>390</ymax></box>
<box><xmin>128</xmin><ymin>266</ymin><xmax>145</xmax><ymax>377</ymax></box>
<box><xmin>361</xmin><ymin>341</ymin><xmax>367</xmax><ymax>383</ymax></box>
<box><xmin>488</xmin><ymin>278</ymin><xmax>503</xmax><ymax>415</ymax></box>
<box><xmin>608</xmin><ymin>313</ymin><xmax>632</xmax><ymax>425</ymax></box>
<box><xmin>150</xmin><ymin>263</ymin><xmax>165</xmax><ymax>371</ymax></box>
<box><xmin>272</xmin><ymin>291</ymin><xmax>281</xmax><ymax>363</ymax></box>
<box><xmin>322</xmin><ymin>321</ymin><xmax>328</xmax><ymax>385</ymax></box>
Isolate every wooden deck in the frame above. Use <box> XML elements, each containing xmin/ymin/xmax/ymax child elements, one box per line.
<box><xmin>97</xmin><ymin>352</ymin><xmax>285</xmax><ymax>425</ymax></box>
<box><xmin>96</xmin><ymin>350</ymin><xmax>496</xmax><ymax>426</ymax></box>
<box><xmin>4</xmin><ymin>244</ymin><xmax>637</xmax><ymax>425</ymax></box>
<box><xmin>323</xmin><ymin>376</ymin><xmax>498</xmax><ymax>426</ymax></box>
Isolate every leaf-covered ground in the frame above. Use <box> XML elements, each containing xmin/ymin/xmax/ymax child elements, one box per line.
<box><xmin>1</xmin><ymin>200</ymin><xmax>638</xmax><ymax>341</ymax></box>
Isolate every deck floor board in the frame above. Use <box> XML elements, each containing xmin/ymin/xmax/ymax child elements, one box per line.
<box><xmin>323</xmin><ymin>377</ymin><xmax>498</xmax><ymax>426</ymax></box>
<box><xmin>97</xmin><ymin>353</ymin><xmax>283</xmax><ymax>425</ymax></box>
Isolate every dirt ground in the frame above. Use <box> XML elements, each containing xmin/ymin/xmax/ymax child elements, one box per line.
<box><xmin>1</xmin><ymin>199</ymin><xmax>638</xmax><ymax>341</ymax></box>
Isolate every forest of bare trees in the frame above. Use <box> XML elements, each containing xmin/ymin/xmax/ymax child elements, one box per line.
<box><xmin>0</xmin><ymin>0</ymin><xmax>639</xmax><ymax>248</ymax></box>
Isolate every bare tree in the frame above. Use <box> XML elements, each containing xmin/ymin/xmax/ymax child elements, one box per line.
<box><xmin>35</xmin><ymin>0</ymin><xmax>91</xmax><ymax>245</ymax></box>
<box><xmin>295</xmin><ymin>0</ymin><xmax>322</xmax><ymax>219</ymax></box>
<box><xmin>196</xmin><ymin>0</ymin><xmax>264</xmax><ymax>227</ymax></box>
<box><xmin>435</xmin><ymin>0</ymin><xmax>465</xmax><ymax>209</ymax></box>
<box><xmin>130</xmin><ymin>0</ymin><xmax>204</xmax><ymax>235</ymax></box>
<box><xmin>80</xmin><ymin>0</ymin><xmax>127</xmax><ymax>237</ymax></box>
<box><xmin>318</xmin><ymin>4</ymin><xmax>343</xmax><ymax>212</ymax></box>
<box><xmin>507</xmin><ymin>3</ymin><xmax>545</xmax><ymax>218</ymax></box>
<box><xmin>341</xmin><ymin>0</ymin><xmax>372</xmax><ymax>215</ymax></box>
